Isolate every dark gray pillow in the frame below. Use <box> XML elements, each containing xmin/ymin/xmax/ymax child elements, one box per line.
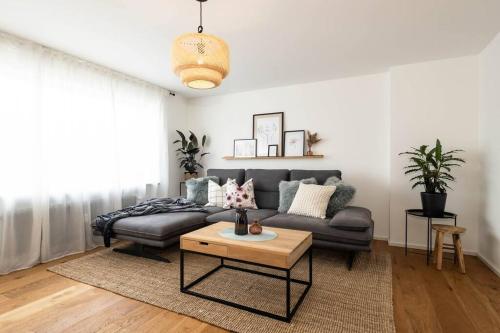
<box><xmin>324</xmin><ymin>176</ymin><xmax>356</xmax><ymax>217</ymax></box>
<box><xmin>328</xmin><ymin>206</ymin><xmax>371</xmax><ymax>231</ymax></box>
<box><xmin>186</xmin><ymin>176</ymin><xmax>219</xmax><ymax>205</ymax></box>
<box><xmin>278</xmin><ymin>177</ymin><xmax>317</xmax><ymax>213</ymax></box>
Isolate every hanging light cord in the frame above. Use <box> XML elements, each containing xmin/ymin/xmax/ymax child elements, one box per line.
<box><xmin>198</xmin><ymin>1</ymin><xmax>203</xmax><ymax>33</ymax></box>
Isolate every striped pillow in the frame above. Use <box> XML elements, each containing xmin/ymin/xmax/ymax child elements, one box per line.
<box><xmin>287</xmin><ymin>183</ymin><xmax>336</xmax><ymax>219</ymax></box>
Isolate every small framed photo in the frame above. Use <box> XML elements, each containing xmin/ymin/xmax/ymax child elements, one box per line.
<box><xmin>233</xmin><ymin>139</ymin><xmax>257</xmax><ymax>158</ymax></box>
<box><xmin>284</xmin><ymin>130</ymin><xmax>305</xmax><ymax>157</ymax></box>
<box><xmin>268</xmin><ymin>144</ymin><xmax>278</xmax><ymax>157</ymax></box>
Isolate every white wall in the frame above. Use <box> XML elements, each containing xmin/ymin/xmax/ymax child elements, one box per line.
<box><xmin>479</xmin><ymin>32</ymin><xmax>500</xmax><ymax>275</ymax></box>
<box><xmin>165</xmin><ymin>94</ymin><xmax>188</xmax><ymax>197</ymax></box>
<box><xmin>389</xmin><ymin>56</ymin><xmax>480</xmax><ymax>253</ymax></box>
<box><xmin>187</xmin><ymin>74</ymin><xmax>391</xmax><ymax>239</ymax></box>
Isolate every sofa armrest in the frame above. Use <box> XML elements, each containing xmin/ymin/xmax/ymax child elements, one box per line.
<box><xmin>328</xmin><ymin>206</ymin><xmax>372</xmax><ymax>231</ymax></box>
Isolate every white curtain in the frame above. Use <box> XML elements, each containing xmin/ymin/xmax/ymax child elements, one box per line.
<box><xmin>0</xmin><ymin>32</ymin><xmax>170</xmax><ymax>275</ymax></box>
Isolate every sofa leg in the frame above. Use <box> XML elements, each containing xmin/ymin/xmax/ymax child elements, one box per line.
<box><xmin>113</xmin><ymin>243</ymin><xmax>170</xmax><ymax>263</ymax></box>
<box><xmin>347</xmin><ymin>251</ymin><xmax>356</xmax><ymax>270</ymax></box>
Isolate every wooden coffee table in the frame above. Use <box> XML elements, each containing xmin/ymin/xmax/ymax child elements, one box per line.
<box><xmin>180</xmin><ymin>221</ymin><xmax>313</xmax><ymax>322</ymax></box>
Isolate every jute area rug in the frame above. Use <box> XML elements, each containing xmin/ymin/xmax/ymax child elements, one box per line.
<box><xmin>49</xmin><ymin>244</ymin><xmax>395</xmax><ymax>333</ymax></box>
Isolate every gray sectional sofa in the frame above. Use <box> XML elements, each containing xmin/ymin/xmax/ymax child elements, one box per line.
<box><xmin>97</xmin><ymin>169</ymin><xmax>374</xmax><ymax>268</ymax></box>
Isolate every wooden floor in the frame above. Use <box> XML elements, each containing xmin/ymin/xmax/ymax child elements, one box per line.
<box><xmin>0</xmin><ymin>241</ymin><xmax>498</xmax><ymax>333</ymax></box>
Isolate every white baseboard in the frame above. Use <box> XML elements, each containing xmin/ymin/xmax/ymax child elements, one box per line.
<box><xmin>388</xmin><ymin>240</ymin><xmax>477</xmax><ymax>256</ymax></box>
<box><xmin>477</xmin><ymin>253</ymin><xmax>500</xmax><ymax>277</ymax></box>
<box><xmin>373</xmin><ymin>235</ymin><xmax>388</xmax><ymax>241</ymax></box>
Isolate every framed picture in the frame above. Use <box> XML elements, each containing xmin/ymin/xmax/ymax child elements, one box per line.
<box><xmin>253</xmin><ymin>112</ymin><xmax>284</xmax><ymax>157</ymax></box>
<box><xmin>233</xmin><ymin>139</ymin><xmax>257</xmax><ymax>158</ymax></box>
<box><xmin>284</xmin><ymin>130</ymin><xmax>305</xmax><ymax>157</ymax></box>
<box><xmin>268</xmin><ymin>144</ymin><xmax>278</xmax><ymax>157</ymax></box>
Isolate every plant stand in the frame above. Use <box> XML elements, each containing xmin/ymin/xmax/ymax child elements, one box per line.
<box><xmin>404</xmin><ymin>209</ymin><xmax>457</xmax><ymax>265</ymax></box>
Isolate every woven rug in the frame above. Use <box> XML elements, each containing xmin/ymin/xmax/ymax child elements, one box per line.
<box><xmin>49</xmin><ymin>245</ymin><xmax>395</xmax><ymax>333</ymax></box>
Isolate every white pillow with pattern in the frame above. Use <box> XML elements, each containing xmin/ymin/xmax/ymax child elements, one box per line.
<box><xmin>205</xmin><ymin>179</ymin><xmax>232</xmax><ymax>208</ymax></box>
<box><xmin>224</xmin><ymin>178</ymin><xmax>258</xmax><ymax>209</ymax></box>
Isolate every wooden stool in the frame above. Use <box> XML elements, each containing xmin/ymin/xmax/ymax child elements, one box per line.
<box><xmin>432</xmin><ymin>224</ymin><xmax>466</xmax><ymax>274</ymax></box>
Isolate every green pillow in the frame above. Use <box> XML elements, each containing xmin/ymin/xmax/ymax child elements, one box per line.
<box><xmin>186</xmin><ymin>176</ymin><xmax>219</xmax><ymax>205</ymax></box>
<box><xmin>278</xmin><ymin>178</ymin><xmax>317</xmax><ymax>213</ymax></box>
<box><xmin>324</xmin><ymin>176</ymin><xmax>356</xmax><ymax>217</ymax></box>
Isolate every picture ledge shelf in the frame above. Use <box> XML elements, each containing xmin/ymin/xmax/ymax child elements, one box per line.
<box><xmin>223</xmin><ymin>155</ymin><xmax>324</xmax><ymax>160</ymax></box>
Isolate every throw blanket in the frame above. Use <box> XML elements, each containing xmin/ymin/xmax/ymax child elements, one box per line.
<box><xmin>94</xmin><ymin>197</ymin><xmax>207</xmax><ymax>247</ymax></box>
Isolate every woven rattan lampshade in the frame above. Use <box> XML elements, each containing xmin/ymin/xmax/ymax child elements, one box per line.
<box><xmin>172</xmin><ymin>32</ymin><xmax>229</xmax><ymax>89</ymax></box>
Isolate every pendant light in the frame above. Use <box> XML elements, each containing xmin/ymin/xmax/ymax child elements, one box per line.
<box><xmin>171</xmin><ymin>0</ymin><xmax>229</xmax><ymax>89</ymax></box>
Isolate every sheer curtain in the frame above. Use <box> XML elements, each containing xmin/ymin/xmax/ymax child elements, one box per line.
<box><xmin>0</xmin><ymin>32</ymin><xmax>170</xmax><ymax>275</ymax></box>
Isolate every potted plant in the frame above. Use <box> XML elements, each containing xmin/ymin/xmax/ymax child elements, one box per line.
<box><xmin>173</xmin><ymin>130</ymin><xmax>208</xmax><ymax>180</ymax></box>
<box><xmin>399</xmin><ymin>139</ymin><xmax>465</xmax><ymax>217</ymax></box>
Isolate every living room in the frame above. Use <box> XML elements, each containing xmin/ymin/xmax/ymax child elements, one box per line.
<box><xmin>0</xmin><ymin>1</ymin><xmax>499</xmax><ymax>332</ymax></box>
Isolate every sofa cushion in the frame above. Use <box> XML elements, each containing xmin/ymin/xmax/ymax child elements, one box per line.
<box><xmin>278</xmin><ymin>178</ymin><xmax>318</xmax><ymax>213</ymax></box>
<box><xmin>111</xmin><ymin>212</ymin><xmax>208</xmax><ymax>241</ymax></box>
<box><xmin>328</xmin><ymin>206</ymin><xmax>372</xmax><ymax>231</ymax></box>
<box><xmin>204</xmin><ymin>206</ymin><xmax>226</xmax><ymax>215</ymax></box>
<box><xmin>205</xmin><ymin>209</ymin><xmax>278</xmax><ymax>224</ymax></box>
<box><xmin>323</xmin><ymin>176</ymin><xmax>356</xmax><ymax>217</ymax></box>
<box><xmin>208</xmin><ymin>169</ymin><xmax>245</xmax><ymax>186</ymax></box>
<box><xmin>245</xmin><ymin>169</ymin><xmax>289</xmax><ymax>209</ymax></box>
<box><xmin>224</xmin><ymin>179</ymin><xmax>258</xmax><ymax>209</ymax></box>
<box><xmin>290</xmin><ymin>169</ymin><xmax>342</xmax><ymax>183</ymax></box>
<box><xmin>186</xmin><ymin>176</ymin><xmax>219</xmax><ymax>205</ymax></box>
<box><xmin>261</xmin><ymin>213</ymin><xmax>373</xmax><ymax>245</ymax></box>
<box><xmin>288</xmin><ymin>183</ymin><xmax>336</xmax><ymax>219</ymax></box>
<box><xmin>206</xmin><ymin>179</ymin><xmax>230</xmax><ymax>208</ymax></box>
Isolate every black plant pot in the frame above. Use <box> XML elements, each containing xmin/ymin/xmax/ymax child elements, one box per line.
<box><xmin>420</xmin><ymin>192</ymin><xmax>447</xmax><ymax>217</ymax></box>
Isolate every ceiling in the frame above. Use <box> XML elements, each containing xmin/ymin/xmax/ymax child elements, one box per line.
<box><xmin>1</xmin><ymin>0</ymin><xmax>500</xmax><ymax>98</ymax></box>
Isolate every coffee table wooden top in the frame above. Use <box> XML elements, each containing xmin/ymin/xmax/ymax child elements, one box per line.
<box><xmin>180</xmin><ymin>222</ymin><xmax>312</xmax><ymax>269</ymax></box>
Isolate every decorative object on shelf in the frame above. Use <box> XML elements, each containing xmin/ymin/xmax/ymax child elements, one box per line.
<box><xmin>284</xmin><ymin>130</ymin><xmax>305</xmax><ymax>157</ymax></box>
<box><xmin>234</xmin><ymin>208</ymin><xmax>248</xmax><ymax>235</ymax></box>
<box><xmin>399</xmin><ymin>139</ymin><xmax>465</xmax><ymax>217</ymax></box>
<box><xmin>173</xmin><ymin>130</ymin><xmax>209</xmax><ymax>180</ymax></box>
<box><xmin>306</xmin><ymin>131</ymin><xmax>321</xmax><ymax>156</ymax></box>
<box><xmin>233</xmin><ymin>139</ymin><xmax>257</xmax><ymax>158</ymax></box>
<box><xmin>249</xmin><ymin>220</ymin><xmax>263</xmax><ymax>235</ymax></box>
<box><xmin>253</xmin><ymin>112</ymin><xmax>284</xmax><ymax>156</ymax></box>
<box><xmin>223</xmin><ymin>155</ymin><xmax>324</xmax><ymax>160</ymax></box>
<box><xmin>268</xmin><ymin>144</ymin><xmax>278</xmax><ymax>157</ymax></box>
<box><xmin>171</xmin><ymin>0</ymin><xmax>229</xmax><ymax>89</ymax></box>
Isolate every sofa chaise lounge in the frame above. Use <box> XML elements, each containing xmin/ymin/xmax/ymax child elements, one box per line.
<box><xmin>93</xmin><ymin>169</ymin><xmax>374</xmax><ymax>269</ymax></box>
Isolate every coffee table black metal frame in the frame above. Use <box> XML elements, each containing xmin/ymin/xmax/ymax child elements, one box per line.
<box><xmin>405</xmin><ymin>209</ymin><xmax>457</xmax><ymax>265</ymax></box>
<box><xmin>180</xmin><ymin>247</ymin><xmax>312</xmax><ymax>323</ymax></box>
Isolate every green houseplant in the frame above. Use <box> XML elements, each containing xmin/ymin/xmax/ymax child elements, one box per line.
<box><xmin>173</xmin><ymin>130</ymin><xmax>208</xmax><ymax>180</ymax></box>
<box><xmin>399</xmin><ymin>139</ymin><xmax>465</xmax><ymax>217</ymax></box>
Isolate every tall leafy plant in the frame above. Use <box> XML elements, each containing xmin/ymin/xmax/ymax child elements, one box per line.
<box><xmin>173</xmin><ymin>130</ymin><xmax>208</xmax><ymax>174</ymax></box>
<box><xmin>399</xmin><ymin>139</ymin><xmax>465</xmax><ymax>193</ymax></box>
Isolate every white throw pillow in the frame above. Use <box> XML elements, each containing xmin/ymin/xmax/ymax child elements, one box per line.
<box><xmin>224</xmin><ymin>178</ymin><xmax>258</xmax><ymax>209</ymax></box>
<box><xmin>287</xmin><ymin>183</ymin><xmax>336</xmax><ymax>219</ymax></box>
<box><xmin>205</xmin><ymin>179</ymin><xmax>232</xmax><ymax>208</ymax></box>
